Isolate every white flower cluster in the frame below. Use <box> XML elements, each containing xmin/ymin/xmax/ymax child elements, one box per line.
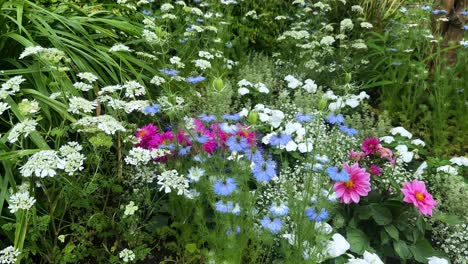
<box><xmin>157</xmin><ymin>170</ymin><xmax>189</xmax><ymax>195</ymax></box>
<box><xmin>8</xmin><ymin>190</ymin><xmax>36</xmax><ymax>213</ymax></box>
<box><xmin>169</xmin><ymin>56</ymin><xmax>185</xmax><ymax>68</ymax></box>
<box><xmin>75</xmin><ymin>115</ymin><xmax>126</xmax><ymax>135</ymax></box>
<box><xmin>109</xmin><ymin>43</ymin><xmax>133</xmax><ymax>53</ymax></box>
<box><xmin>119</xmin><ymin>248</ymin><xmax>135</xmax><ymax>263</ymax></box>
<box><xmin>123</xmin><ymin>80</ymin><xmax>146</xmax><ymax>98</ymax></box>
<box><xmin>247</xmin><ymin>104</ymin><xmax>285</xmax><ymax>128</ymax></box>
<box><xmin>20</xmin><ymin>143</ymin><xmax>85</xmax><ymax>178</ymax></box>
<box><xmin>192</xmin><ymin>59</ymin><xmax>211</xmax><ymax>70</ymax></box>
<box><xmin>346</xmin><ymin>251</ymin><xmax>383</xmax><ymax>264</ymax></box>
<box><xmin>77</xmin><ymin>72</ymin><xmax>98</xmax><ymax>83</ymax></box>
<box><xmin>284</xmin><ymin>75</ymin><xmax>317</xmax><ymax>93</ymax></box>
<box><xmin>432</xmin><ymin>222</ymin><xmax>468</xmax><ymax>264</ymax></box>
<box><xmin>0</xmin><ymin>246</ymin><xmax>20</xmax><ymax>264</ymax></box>
<box><xmin>59</xmin><ymin>142</ymin><xmax>86</xmax><ymax>175</ymax></box>
<box><xmin>68</xmin><ymin>96</ymin><xmax>97</xmax><ymax>114</ymax></box>
<box><xmin>1</xmin><ymin>76</ymin><xmax>25</xmax><ymax>99</ymax></box>
<box><xmin>19</xmin><ymin>46</ymin><xmax>67</xmax><ymax>63</ymax></box>
<box><xmin>124</xmin><ymin>201</ymin><xmax>138</xmax><ymax>216</ymax></box>
<box><xmin>125</xmin><ymin>147</ymin><xmax>152</xmax><ymax>166</ymax></box>
<box><xmin>237</xmin><ymin>79</ymin><xmax>269</xmax><ymax>95</ymax></box>
<box><xmin>278</xmin><ymin>30</ymin><xmax>310</xmax><ymax>41</ymax></box>
<box><xmin>0</xmin><ymin>102</ymin><xmax>10</xmax><ymax>115</ymax></box>
<box><xmin>324</xmin><ymin>90</ymin><xmax>369</xmax><ymax>111</ymax></box>
<box><xmin>150</xmin><ymin>76</ymin><xmax>166</xmax><ymax>86</ymax></box>
<box><xmin>7</xmin><ymin>119</ymin><xmax>38</xmax><ymax>143</ymax></box>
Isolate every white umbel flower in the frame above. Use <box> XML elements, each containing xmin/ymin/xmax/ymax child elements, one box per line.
<box><xmin>109</xmin><ymin>44</ymin><xmax>132</xmax><ymax>52</ymax></box>
<box><xmin>119</xmin><ymin>248</ymin><xmax>135</xmax><ymax>263</ymax></box>
<box><xmin>0</xmin><ymin>246</ymin><xmax>20</xmax><ymax>264</ymax></box>
<box><xmin>157</xmin><ymin>170</ymin><xmax>189</xmax><ymax>195</ymax></box>
<box><xmin>150</xmin><ymin>76</ymin><xmax>166</xmax><ymax>86</ymax></box>
<box><xmin>124</xmin><ymin>201</ymin><xmax>138</xmax><ymax>216</ymax></box>
<box><xmin>125</xmin><ymin>147</ymin><xmax>152</xmax><ymax>166</ymax></box>
<box><xmin>59</xmin><ymin>142</ymin><xmax>85</xmax><ymax>175</ymax></box>
<box><xmin>1</xmin><ymin>76</ymin><xmax>26</xmax><ymax>98</ymax></box>
<box><xmin>73</xmin><ymin>82</ymin><xmax>93</xmax><ymax>92</ymax></box>
<box><xmin>449</xmin><ymin>156</ymin><xmax>468</xmax><ymax>166</ymax></box>
<box><xmin>193</xmin><ymin>59</ymin><xmax>211</xmax><ymax>70</ymax></box>
<box><xmin>77</xmin><ymin>72</ymin><xmax>98</xmax><ymax>83</ymax></box>
<box><xmin>68</xmin><ymin>97</ymin><xmax>97</xmax><ymax>114</ymax></box>
<box><xmin>75</xmin><ymin>115</ymin><xmax>126</xmax><ymax>135</ymax></box>
<box><xmin>390</xmin><ymin>126</ymin><xmax>412</xmax><ymax>139</ymax></box>
<box><xmin>20</xmin><ymin>150</ymin><xmax>64</xmax><ymax>178</ymax></box>
<box><xmin>8</xmin><ymin>119</ymin><xmax>37</xmax><ymax>143</ymax></box>
<box><xmin>8</xmin><ymin>191</ymin><xmax>36</xmax><ymax>213</ymax></box>
<box><xmin>0</xmin><ymin>102</ymin><xmax>10</xmax><ymax>115</ymax></box>
<box><xmin>123</xmin><ymin>80</ymin><xmax>146</xmax><ymax>98</ymax></box>
<box><xmin>19</xmin><ymin>46</ymin><xmax>44</xmax><ymax>59</ymax></box>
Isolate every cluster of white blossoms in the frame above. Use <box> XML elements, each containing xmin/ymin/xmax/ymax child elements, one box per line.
<box><xmin>240</xmin><ymin>104</ymin><xmax>285</xmax><ymax>128</ymax></box>
<box><xmin>192</xmin><ymin>59</ymin><xmax>211</xmax><ymax>70</ymax></box>
<box><xmin>169</xmin><ymin>56</ymin><xmax>185</xmax><ymax>68</ymax></box>
<box><xmin>119</xmin><ymin>248</ymin><xmax>135</xmax><ymax>263</ymax></box>
<box><xmin>7</xmin><ymin>119</ymin><xmax>38</xmax><ymax>143</ymax></box>
<box><xmin>109</xmin><ymin>43</ymin><xmax>133</xmax><ymax>53</ymax></box>
<box><xmin>237</xmin><ymin>79</ymin><xmax>269</xmax><ymax>95</ymax></box>
<box><xmin>75</xmin><ymin>115</ymin><xmax>126</xmax><ymax>135</ymax></box>
<box><xmin>123</xmin><ymin>80</ymin><xmax>146</xmax><ymax>98</ymax></box>
<box><xmin>123</xmin><ymin>201</ymin><xmax>138</xmax><ymax>216</ymax></box>
<box><xmin>156</xmin><ymin>170</ymin><xmax>189</xmax><ymax>195</ymax></box>
<box><xmin>19</xmin><ymin>46</ymin><xmax>67</xmax><ymax>64</ymax></box>
<box><xmin>8</xmin><ymin>190</ymin><xmax>36</xmax><ymax>214</ymax></box>
<box><xmin>20</xmin><ymin>142</ymin><xmax>85</xmax><ymax>178</ymax></box>
<box><xmin>124</xmin><ymin>147</ymin><xmax>152</xmax><ymax>166</ymax></box>
<box><xmin>59</xmin><ymin>142</ymin><xmax>86</xmax><ymax>175</ymax></box>
<box><xmin>1</xmin><ymin>75</ymin><xmax>25</xmax><ymax>99</ymax></box>
<box><xmin>150</xmin><ymin>76</ymin><xmax>166</xmax><ymax>86</ymax></box>
<box><xmin>323</xmin><ymin>90</ymin><xmax>369</xmax><ymax>111</ymax></box>
<box><xmin>284</xmin><ymin>75</ymin><xmax>317</xmax><ymax>93</ymax></box>
<box><xmin>68</xmin><ymin>96</ymin><xmax>97</xmax><ymax>114</ymax></box>
<box><xmin>0</xmin><ymin>246</ymin><xmax>20</xmax><ymax>264</ymax></box>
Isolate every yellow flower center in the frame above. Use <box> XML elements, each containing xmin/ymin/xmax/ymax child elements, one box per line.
<box><xmin>138</xmin><ymin>130</ymin><xmax>147</xmax><ymax>138</ymax></box>
<box><xmin>415</xmin><ymin>192</ymin><xmax>425</xmax><ymax>201</ymax></box>
<box><xmin>344</xmin><ymin>180</ymin><xmax>354</xmax><ymax>188</ymax></box>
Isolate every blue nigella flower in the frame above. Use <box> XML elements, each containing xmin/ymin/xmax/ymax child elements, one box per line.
<box><xmin>159</xmin><ymin>143</ymin><xmax>175</xmax><ymax>150</ymax></box>
<box><xmin>143</xmin><ymin>104</ymin><xmax>160</xmax><ymax>115</ymax></box>
<box><xmin>433</xmin><ymin>9</ymin><xmax>448</xmax><ymax>15</ymax></box>
<box><xmin>196</xmin><ymin>135</ymin><xmax>209</xmax><ymax>144</ymax></box>
<box><xmin>179</xmin><ymin>146</ymin><xmax>192</xmax><ymax>156</ymax></box>
<box><xmin>339</xmin><ymin>125</ymin><xmax>358</xmax><ymax>136</ymax></box>
<box><xmin>223</xmin><ymin>113</ymin><xmax>242</xmax><ymax>121</ymax></box>
<box><xmin>313</xmin><ymin>163</ymin><xmax>324</xmax><ymax>171</ymax></box>
<box><xmin>186</xmin><ymin>76</ymin><xmax>205</xmax><ymax>84</ymax></box>
<box><xmin>296</xmin><ymin>113</ymin><xmax>313</xmax><ymax>122</ymax></box>
<box><xmin>464</xmin><ymin>25</ymin><xmax>468</xmax><ymax>31</ymax></box>
<box><xmin>315</xmin><ymin>154</ymin><xmax>330</xmax><ymax>164</ymax></box>
<box><xmin>269</xmin><ymin>202</ymin><xmax>289</xmax><ymax>216</ymax></box>
<box><xmin>199</xmin><ymin>114</ymin><xmax>216</xmax><ymax>123</ymax></box>
<box><xmin>420</xmin><ymin>6</ymin><xmax>431</xmax><ymax>11</ymax></box>
<box><xmin>225</xmin><ymin>41</ymin><xmax>233</xmax><ymax>48</ymax></box>
<box><xmin>260</xmin><ymin>216</ymin><xmax>283</xmax><ymax>234</ymax></box>
<box><xmin>142</xmin><ymin>9</ymin><xmax>151</xmax><ymax>16</ymax></box>
<box><xmin>226</xmin><ymin>226</ymin><xmax>241</xmax><ymax>236</ymax></box>
<box><xmin>461</xmin><ymin>10</ymin><xmax>468</xmax><ymax>16</ymax></box>
<box><xmin>326</xmin><ymin>166</ymin><xmax>350</xmax><ymax>181</ymax></box>
<box><xmin>159</xmin><ymin>68</ymin><xmax>179</xmax><ymax>76</ymax></box>
<box><xmin>220</xmin><ymin>123</ymin><xmax>238</xmax><ymax>134</ymax></box>
<box><xmin>213</xmin><ymin>178</ymin><xmax>237</xmax><ymax>196</ymax></box>
<box><xmin>305</xmin><ymin>207</ymin><xmax>329</xmax><ymax>222</ymax></box>
<box><xmin>186</xmin><ymin>26</ymin><xmax>194</xmax><ymax>31</ymax></box>
<box><xmin>196</xmin><ymin>18</ymin><xmax>204</xmax><ymax>23</ymax></box>
<box><xmin>215</xmin><ymin>200</ymin><xmax>234</xmax><ymax>213</ymax></box>
<box><xmin>226</xmin><ymin>136</ymin><xmax>249</xmax><ymax>152</ymax></box>
<box><xmin>252</xmin><ymin>158</ymin><xmax>276</xmax><ymax>182</ymax></box>
<box><xmin>245</xmin><ymin>149</ymin><xmax>264</xmax><ymax>164</ymax></box>
<box><xmin>269</xmin><ymin>133</ymin><xmax>292</xmax><ymax>146</ymax></box>
<box><xmin>326</xmin><ymin>114</ymin><xmax>345</xmax><ymax>125</ymax></box>
<box><xmin>179</xmin><ymin>37</ymin><xmax>189</xmax><ymax>43</ymax></box>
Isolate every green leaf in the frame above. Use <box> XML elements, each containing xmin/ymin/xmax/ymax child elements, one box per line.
<box><xmin>185</xmin><ymin>243</ymin><xmax>197</xmax><ymax>253</ymax></box>
<box><xmin>409</xmin><ymin>237</ymin><xmax>438</xmax><ymax>262</ymax></box>
<box><xmin>347</xmin><ymin>227</ymin><xmax>369</xmax><ymax>254</ymax></box>
<box><xmin>355</xmin><ymin>205</ymin><xmax>372</xmax><ymax>220</ymax></box>
<box><xmin>393</xmin><ymin>241</ymin><xmax>412</xmax><ymax>259</ymax></box>
<box><xmin>0</xmin><ymin>149</ymin><xmax>41</xmax><ymax>161</ymax></box>
<box><xmin>370</xmin><ymin>204</ymin><xmax>392</xmax><ymax>225</ymax></box>
<box><xmin>432</xmin><ymin>213</ymin><xmax>463</xmax><ymax>225</ymax></box>
<box><xmin>384</xmin><ymin>225</ymin><xmax>399</xmax><ymax>240</ymax></box>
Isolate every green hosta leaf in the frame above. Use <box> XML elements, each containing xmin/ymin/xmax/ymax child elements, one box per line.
<box><xmin>384</xmin><ymin>225</ymin><xmax>399</xmax><ymax>240</ymax></box>
<box><xmin>393</xmin><ymin>241</ymin><xmax>412</xmax><ymax>259</ymax></box>
<box><xmin>347</xmin><ymin>227</ymin><xmax>369</xmax><ymax>254</ymax></box>
<box><xmin>370</xmin><ymin>204</ymin><xmax>392</xmax><ymax>225</ymax></box>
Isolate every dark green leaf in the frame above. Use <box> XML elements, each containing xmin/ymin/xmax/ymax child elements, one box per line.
<box><xmin>384</xmin><ymin>225</ymin><xmax>399</xmax><ymax>240</ymax></box>
<box><xmin>370</xmin><ymin>204</ymin><xmax>392</xmax><ymax>225</ymax></box>
<box><xmin>347</xmin><ymin>227</ymin><xmax>369</xmax><ymax>254</ymax></box>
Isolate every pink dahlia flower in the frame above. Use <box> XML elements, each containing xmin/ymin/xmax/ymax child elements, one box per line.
<box><xmin>334</xmin><ymin>163</ymin><xmax>371</xmax><ymax>204</ymax></box>
<box><xmin>401</xmin><ymin>180</ymin><xmax>437</xmax><ymax>216</ymax></box>
<box><xmin>135</xmin><ymin>124</ymin><xmax>158</xmax><ymax>148</ymax></box>
<box><xmin>361</xmin><ymin>137</ymin><xmax>382</xmax><ymax>155</ymax></box>
<box><xmin>369</xmin><ymin>164</ymin><xmax>382</xmax><ymax>176</ymax></box>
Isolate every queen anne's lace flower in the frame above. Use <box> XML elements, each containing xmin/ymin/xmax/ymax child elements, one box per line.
<box><xmin>119</xmin><ymin>249</ymin><xmax>135</xmax><ymax>263</ymax></box>
<box><xmin>8</xmin><ymin>119</ymin><xmax>38</xmax><ymax>143</ymax></box>
<box><xmin>8</xmin><ymin>191</ymin><xmax>36</xmax><ymax>213</ymax></box>
<box><xmin>109</xmin><ymin>44</ymin><xmax>132</xmax><ymax>52</ymax></box>
<box><xmin>123</xmin><ymin>81</ymin><xmax>146</xmax><ymax>98</ymax></box>
<box><xmin>77</xmin><ymin>72</ymin><xmax>98</xmax><ymax>83</ymax></box>
<box><xmin>59</xmin><ymin>142</ymin><xmax>85</xmax><ymax>175</ymax></box>
<box><xmin>1</xmin><ymin>76</ymin><xmax>26</xmax><ymax>98</ymax></box>
<box><xmin>125</xmin><ymin>147</ymin><xmax>152</xmax><ymax>166</ymax></box>
<box><xmin>73</xmin><ymin>82</ymin><xmax>93</xmax><ymax>92</ymax></box>
<box><xmin>75</xmin><ymin>115</ymin><xmax>126</xmax><ymax>135</ymax></box>
<box><xmin>0</xmin><ymin>246</ymin><xmax>20</xmax><ymax>264</ymax></box>
<box><xmin>20</xmin><ymin>150</ymin><xmax>64</xmax><ymax>178</ymax></box>
<box><xmin>157</xmin><ymin>170</ymin><xmax>189</xmax><ymax>195</ymax></box>
<box><xmin>0</xmin><ymin>102</ymin><xmax>10</xmax><ymax>115</ymax></box>
<box><xmin>68</xmin><ymin>97</ymin><xmax>97</xmax><ymax>114</ymax></box>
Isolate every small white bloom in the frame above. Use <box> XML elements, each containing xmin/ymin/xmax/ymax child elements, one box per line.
<box><xmin>298</xmin><ymin>142</ymin><xmax>313</xmax><ymax>153</ymax></box>
<box><xmin>395</xmin><ymin>145</ymin><xmax>414</xmax><ymax>163</ymax></box>
<box><xmin>20</xmin><ymin>150</ymin><xmax>64</xmax><ymax>178</ymax></box>
<box><xmin>125</xmin><ymin>147</ymin><xmax>152</xmax><ymax>166</ymax></box>
<box><xmin>411</xmin><ymin>139</ymin><xmax>425</xmax><ymax>147</ymax></box>
<box><xmin>340</xmin><ymin>18</ymin><xmax>354</xmax><ymax>31</ymax></box>
<box><xmin>302</xmin><ymin>79</ymin><xmax>317</xmax><ymax>93</ymax></box>
<box><xmin>123</xmin><ymin>80</ymin><xmax>146</xmax><ymax>98</ymax></box>
<box><xmin>157</xmin><ymin>170</ymin><xmax>189</xmax><ymax>195</ymax></box>
<box><xmin>124</xmin><ymin>201</ymin><xmax>138</xmax><ymax>216</ymax></box>
<box><xmin>238</xmin><ymin>87</ymin><xmax>250</xmax><ymax>95</ymax></box>
<box><xmin>449</xmin><ymin>156</ymin><xmax>468</xmax><ymax>166</ymax></box>
<box><xmin>0</xmin><ymin>246</ymin><xmax>20</xmax><ymax>264</ymax></box>
<box><xmin>380</xmin><ymin>136</ymin><xmax>395</xmax><ymax>144</ymax></box>
<box><xmin>68</xmin><ymin>97</ymin><xmax>97</xmax><ymax>114</ymax></box>
<box><xmin>0</xmin><ymin>102</ymin><xmax>11</xmax><ymax>115</ymax></box>
<box><xmin>320</xmin><ymin>36</ymin><xmax>335</xmax><ymax>46</ymax></box>
<box><xmin>427</xmin><ymin>256</ymin><xmax>449</xmax><ymax>264</ymax></box>
<box><xmin>77</xmin><ymin>72</ymin><xmax>98</xmax><ymax>83</ymax></box>
<box><xmin>188</xmin><ymin>167</ymin><xmax>205</xmax><ymax>182</ymax></box>
<box><xmin>75</xmin><ymin>115</ymin><xmax>126</xmax><ymax>135</ymax></box>
<box><xmin>390</xmin><ymin>126</ymin><xmax>413</xmax><ymax>139</ymax></box>
<box><xmin>360</xmin><ymin>22</ymin><xmax>373</xmax><ymax>29</ymax></box>
<box><xmin>73</xmin><ymin>82</ymin><xmax>93</xmax><ymax>92</ymax></box>
<box><xmin>414</xmin><ymin>161</ymin><xmax>428</xmax><ymax>177</ymax></box>
<box><xmin>326</xmin><ymin>233</ymin><xmax>350</xmax><ymax>258</ymax></box>
<box><xmin>119</xmin><ymin>248</ymin><xmax>135</xmax><ymax>263</ymax></box>
<box><xmin>8</xmin><ymin>119</ymin><xmax>37</xmax><ymax>143</ymax></box>
<box><xmin>19</xmin><ymin>46</ymin><xmax>44</xmax><ymax>59</ymax></box>
<box><xmin>284</xmin><ymin>75</ymin><xmax>302</xmax><ymax>89</ymax></box>
<box><xmin>8</xmin><ymin>191</ymin><xmax>36</xmax><ymax>213</ymax></box>
<box><xmin>150</xmin><ymin>76</ymin><xmax>166</xmax><ymax>86</ymax></box>
<box><xmin>437</xmin><ymin>165</ymin><xmax>458</xmax><ymax>176</ymax></box>
<box><xmin>193</xmin><ymin>59</ymin><xmax>211</xmax><ymax>70</ymax></box>
<box><xmin>109</xmin><ymin>44</ymin><xmax>132</xmax><ymax>52</ymax></box>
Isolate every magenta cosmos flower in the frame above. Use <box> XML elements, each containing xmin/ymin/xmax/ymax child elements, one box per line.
<box><xmin>361</xmin><ymin>137</ymin><xmax>381</xmax><ymax>155</ymax></box>
<box><xmin>333</xmin><ymin>163</ymin><xmax>371</xmax><ymax>204</ymax></box>
<box><xmin>401</xmin><ymin>180</ymin><xmax>437</xmax><ymax>216</ymax></box>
